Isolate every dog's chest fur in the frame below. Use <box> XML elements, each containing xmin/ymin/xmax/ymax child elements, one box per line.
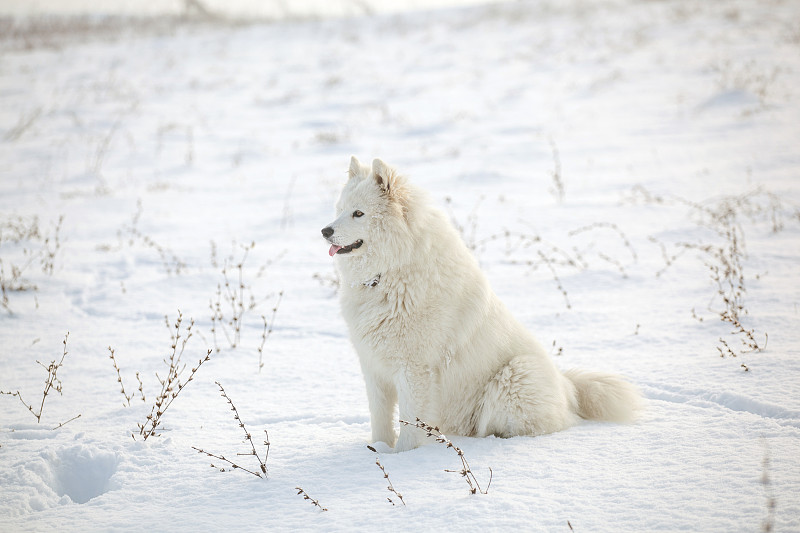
<box><xmin>340</xmin><ymin>267</ymin><xmax>443</xmax><ymax>365</ymax></box>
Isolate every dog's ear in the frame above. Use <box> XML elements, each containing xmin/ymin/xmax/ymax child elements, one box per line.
<box><xmin>372</xmin><ymin>158</ymin><xmax>393</xmax><ymax>194</ymax></box>
<box><xmin>372</xmin><ymin>158</ymin><xmax>411</xmax><ymax>219</ymax></box>
<box><xmin>348</xmin><ymin>156</ymin><xmax>364</xmax><ymax>180</ymax></box>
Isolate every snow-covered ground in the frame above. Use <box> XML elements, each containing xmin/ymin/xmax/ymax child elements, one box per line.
<box><xmin>1</xmin><ymin>0</ymin><xmax>799</xmax><ymax>530</ymax></box>
<box><xmin>0</xmin><ymin>0</ymin><xmax>508</xmax><ymax>18</ymax></box>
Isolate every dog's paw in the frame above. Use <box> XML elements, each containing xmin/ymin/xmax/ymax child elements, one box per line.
<box><xmin>392</xmin><ymin>430</ymin><xmax>422</xmax><ymax>453</ymax></box>
<box><xmin>368</xmin><ymin>441</ymin><xmax>393</xmax><ymax>454</ymax></box>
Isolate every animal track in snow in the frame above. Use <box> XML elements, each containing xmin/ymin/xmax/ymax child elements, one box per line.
<box><xmin>34</xmin><ymin>445</ymin><xmax>119</xmax><ymax>505</ymax></box>
<box><xmin>642</xmin><ymin>383</ymin><xmax>800</xmax><ymax>428</ymax></box>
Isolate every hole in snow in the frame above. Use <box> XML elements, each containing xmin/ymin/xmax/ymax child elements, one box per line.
<box><xmin>47</xmin><ymin>446</ymin><xmax>119</xmax><ymax>504</ymax></box>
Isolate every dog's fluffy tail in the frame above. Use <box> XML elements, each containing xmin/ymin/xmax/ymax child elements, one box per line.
<box><xmin>563</xmin><ymin>369</ymin><xmax>642</xmax><ymax>423</ymax></box>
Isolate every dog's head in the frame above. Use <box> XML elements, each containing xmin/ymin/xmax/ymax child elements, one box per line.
<box><xmin>321</xmin><ymin>156</ymin><xmax>413</xmax><ymax>264</ymax></box>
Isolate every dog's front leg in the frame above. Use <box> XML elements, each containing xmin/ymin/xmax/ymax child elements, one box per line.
<box><xmin>363</xmin><ymin>371</ymin><xmax>398</xmax><ymax>447</ymax></box>
<box><xmin>393</xmin><ymin>372</ymin><xmax>432</xmax><ymax>453</ymax></box>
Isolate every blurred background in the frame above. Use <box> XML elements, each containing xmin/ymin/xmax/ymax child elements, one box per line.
<box><xmin>0</xmin><ymin>0</ymin><xmax>509</xmax><ymax>18</ymax></box>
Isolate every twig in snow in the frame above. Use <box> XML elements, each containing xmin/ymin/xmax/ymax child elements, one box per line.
<box><xmin>630</xmin><ymin>186</ymin><xmax>793</xmax><ymax>365</ymax></box>
<box><xmin>548</xmin><ymin>136</ymin><xmax>565</xmax><ymax>204</ymax></box>
<box><xmin>569</xmin><ymin>222</ymin><xmax>637</xmax><ymax>262</ymax></box>
<box><xmin>191</xmin><ymin>381</ymin><xmax>269</xmax><ymax>478</ymax></box>
<box><xmin>136</xmin><ymin>311</ymin><xmax>212</xmax><ymax>440</ymax></box>
<box><xmin>52</xmin><ymin>413</ymin><xmax>82</xmax><ymax>430</ymax></box>
<box><xmin>444</xmin><ymin>195</ymin><xmax>485</xmax><ymax>252</ymax></box>
<box><xmin>3</xmin><ymin>107</ymin><xmax>42</xmax><ymax>142</ymax></box>
<box><xmin>761</xmin><ymin>438</ymin><xmax>776</xmax><ymax>532</ymax></box>
<box><xmin>367</xmin><ymin>445</ymin><xmax>406</xmax><ymax>506</ymax></box>
<box><xmin>108</xmin><ymin>346</ymin><xmax>133</xmax><ymax>407</ymax></box>
<box><xmin>400</xmin><ymin>418</ymin><xmax>492</xmax><ymax>495</ymax></box>
<box><xmin>551</xmin><ymin>339</ymin><xmax>564</xmax><ymax>356</ymax></box>
<box><xmin>210</xmin><ymin>241</ymin><xmax>257</xmax><ymax>351</ymax></box>
<box><xmin>136</xmin><ymin>371</ymin><xmax>146</xmax><ymax>402</ymax></box>
<box><xmin>258</xmin><ymin>291</ymin><xmax>283</xmax><ymax>373</ymax></box>
<box><xmin>537</xmin><ymin>250</ymin><xmax>571</xmax><ymax>310</ymax></box>
<box><xmin>192</xmin><ymin>447</ymin><xmax>266</xmax><ymax>478</ymax></box>
<box><xmin>0</xmin><ymin>214</ymin><xmax>63</xmax><ymax>314</ymax></box>
<box><xmin>295</xmin><ymin>487</ymin><xmax>327</xmax><ymax>511</ymax></box>
<box><xmin>112</xmin><ymin>200</ymin><xmax>186</xmax><ymax>276</ymax></box>
<box><xmin>1</xmin><ymin>332</ymin><xmax>74</xmax><ymax>424</ymax></box>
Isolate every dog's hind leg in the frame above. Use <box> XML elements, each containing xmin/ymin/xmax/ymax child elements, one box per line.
<box><xmin>475</xmin><ymin>355</ymin><xmax>580</xmax><ymax>438</ymax></box>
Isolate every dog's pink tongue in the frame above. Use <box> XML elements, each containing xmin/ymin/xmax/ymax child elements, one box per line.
<box><xmin>328</xmin><ymin>244</ymin><xmax>342</xmax><ymax>257</ymax></box>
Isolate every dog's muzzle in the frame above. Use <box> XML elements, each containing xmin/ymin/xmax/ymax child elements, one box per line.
<box><xmin>322</xmin><ymin>227</ymin><xmax>363</xmax><ymax>256</ymax></box>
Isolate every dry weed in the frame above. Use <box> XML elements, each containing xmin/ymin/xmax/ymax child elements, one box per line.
<box><xmin>366</xmin><ymin>445</ymin><xmax>406</xmax><ymax>506</ymax></box>
<box><xmin>400</xmin><ymin>418</ymin><xmax>492</xmax><ymax>495</ymax></box>
<box><xmin>445</xmin><ymin>197</ymin><xmax>640</xmax><ymax>310</ymax></box>
<box><xmin>548</xmin><ymin>136</ymin><xmax>565</xmax><ymax>204</ymax></box>
<box><xmin>0</xmin><ymin>214</ymin><xmax>63</xmax><ymax>314</ymax></box>
<box><xmin>107</xmin><ymin>311</ymin><xmax>211</xmax><ymax>440</ymax></box>
<box><xmin>209</xmin><ymin>241</ymin><xmax>283</xmax><ymax>367</ymax></box>
<box><xmin>192</xmin><ymin>381</ymin><xmax>270</xmax><ymax>478</ymax></box>
<box><xmin>110</xmin><ymin>200</ymin><xmax>186</xmax><ymax>276</ymax></box>
<box><xmin>295</xmin><ymin>487</ymin><xmax>328</xmax><ymax>511</ymax></box>
<box><xmin>761</xmin><ymin>439</ymin><xmax>776</xmax><ymax>532</ymax></box>
<box><xmin>257</xmin><ymin>292</ymin><xmax>283</xmax><ymax>373</ymax></box>
<box><xmin>1</xmin><ymin>332</ymin><xmax>79</xmax><ymax>428</ymax></box>
<box><xmin>209</xmin><ymin>242</ymin><xmax>256</xmax><ymax>351</ymax></box>
<box><xmin>628</xmin><ymin>185</ymin><xmax>793</xmax><ymax>364</ymax></box>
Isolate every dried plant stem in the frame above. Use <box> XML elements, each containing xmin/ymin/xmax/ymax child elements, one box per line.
<box><xmin>399</xmin><ymin>418</ymin><xmax>492</xmax><ymax>495</ymax></box>
<box><xmin>4</xmin><ymin>107</ymin><xmax>42</xmax><ymax>142</ymax></box>
<box><xmin>551</xmin><ymin>339</ymin><xmax>564</xmax><ymax>356</ymax></box>
<box><xmin>192</xmin><ymin>381</ymin><xmax>270</xmax><ymax>478</ymax></box>
<box><xmin>136</xmin><ymin>372</ymin><xmax>146</xmax><ymax>402</ymax></box>
<box><xmin>2</xmin><ymin>332</ymin><xmax>71</xmax><ymax>424</ymax></box>
<box><xmin>295</xmin><ymin>487</ymin><xmax>328</xmax><ymax>511</ymax></box>
<box><xmin>108</xmin><ymin>346</ymin><xmax>132</xmax><ymax>406</ymax></box>
<box><xmin>631</xmin><ymin>185</ymin><xmax>789</xmax><ymax>364</ymax></box>
<box><xmin>468</xmin><ymin>228</ymin><xmax>582</xmax><ymax>310</ymax></box>
<box><xmin>0</xmin><ymin>214</ymin><xmax>62</xmax><ymax>313</ymax></box>
<box><xmin>537</xmin><ymin>250</ymin><xmax>571</xmax><ymax>309</ymax></box>
<box><xmin>221</xmin><ymin>381</ymin><xmax>268</xmax><ymax>475</ymax></box>
<box><xmin>444</xmin><ymin>195</ymin><xmax>484</xmax><ymax>251</ymax></box>
<box><xmin>649</xmin><ymin>235</ymin><xmax>687</xmax><ymax>278</ymax></box>
<box><xmin>52</xmin><ymin>413</ymin><xmax>82</xmax><ymax>430</ymax></box>
<box><xmin>569</xmin><ymin>222</ymin><xmax>637</xmax><ymax>262</ymax></box>
<box><xmin>225</xmin><ymin>242</ymin><xmax>254</xmax><ymax>348</ymax></box>
<box><xmin>191</xmin><ymin>447</ymin><xmax>265</xmax><ymax>478</ymax></box>
<box><xmin>138</xmin><ymin>311</ymin><xmax>212</xmax><ymax>440</ymax></box>
<box><xmin>367</xmin><ymin>445</ymin><xmax>406</xmax><ymax>506</ymax></box>
<box><xmin>680</xmin><ymin>227</ymin><xmax>765</xmax><ymax>355</ymax></box>
<box><xmin>116</xmin><ymin>200</ymin><xmax>186</xmax><ymax>275</ymax></box>
<box><xmin>258</xmin><ymin>291</ymin><xmax>283</xmax><ymax>373</ymax></box>
<box><xmin>210</xmin><ymin>241</ymin><xmax>263</xmax><ymax>352</ymax></box>
<box><xmin>549</xmin><ymin>136</ymin><xmax>565</xmax><ymax>204</ymax></box>
<box><xmin>761</xmin><ymin>439</ymin><xmax>776</xmax><ymax>532</ymax></box>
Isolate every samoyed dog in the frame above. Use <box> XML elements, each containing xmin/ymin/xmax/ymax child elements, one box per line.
<box><xmin>322</xmin><ymin>156</ymin><xmax>641</xmax><ymax>452</ymax></box>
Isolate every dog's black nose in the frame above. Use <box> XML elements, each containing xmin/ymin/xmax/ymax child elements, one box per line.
<box><xmin>321</xmin><ymin>227</ymin><xmax>334</xmax><ymax>239</ymax></box>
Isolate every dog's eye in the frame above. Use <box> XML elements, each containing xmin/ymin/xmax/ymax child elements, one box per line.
<box><xmin>353</xmin><ymin>210</ymin><xmax>364</xmax><ymax>218</ymax></box>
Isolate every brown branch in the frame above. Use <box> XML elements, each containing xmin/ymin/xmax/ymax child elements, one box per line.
<box><xmin>367</xmin><ymin>445</ymin><xmax>406</xmax><ymax>506</ymax></box>
<box><xmin>295</xmin><ymin>487</ymin><xmax>327</xmax><ymax>511</ymax></box>
<box><xmin>400</xmin><ymin>418</ymin><xmax>492</xmax><ymax>495</ymax></box>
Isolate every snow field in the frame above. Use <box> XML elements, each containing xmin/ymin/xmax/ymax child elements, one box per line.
<box><xmin>1</xmin><ymin>0</ymin><xmax>799</xmax><ymax>531</ymax></box>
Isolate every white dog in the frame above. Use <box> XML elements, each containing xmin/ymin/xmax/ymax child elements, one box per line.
<box><xmin>323</xmin><ymin>157</ymin><xmax>641</xmax><ymax>452</ymax></box>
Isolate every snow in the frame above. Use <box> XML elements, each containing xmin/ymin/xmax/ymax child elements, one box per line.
<box><xmin>1</xmin><ymin>0</ymin><xmax>799</xmax><ymax>531</ymax></box>
<box><xmin>0</xmin><ymin>0</ymin><xmax>507</xmax><ymax>18</ymax></box>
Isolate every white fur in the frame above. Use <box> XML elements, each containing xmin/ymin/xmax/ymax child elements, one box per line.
<box><xmin>323</xmin><ymin>157</ymin><xmax>642</xmax><ymax>452</ymax></box>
